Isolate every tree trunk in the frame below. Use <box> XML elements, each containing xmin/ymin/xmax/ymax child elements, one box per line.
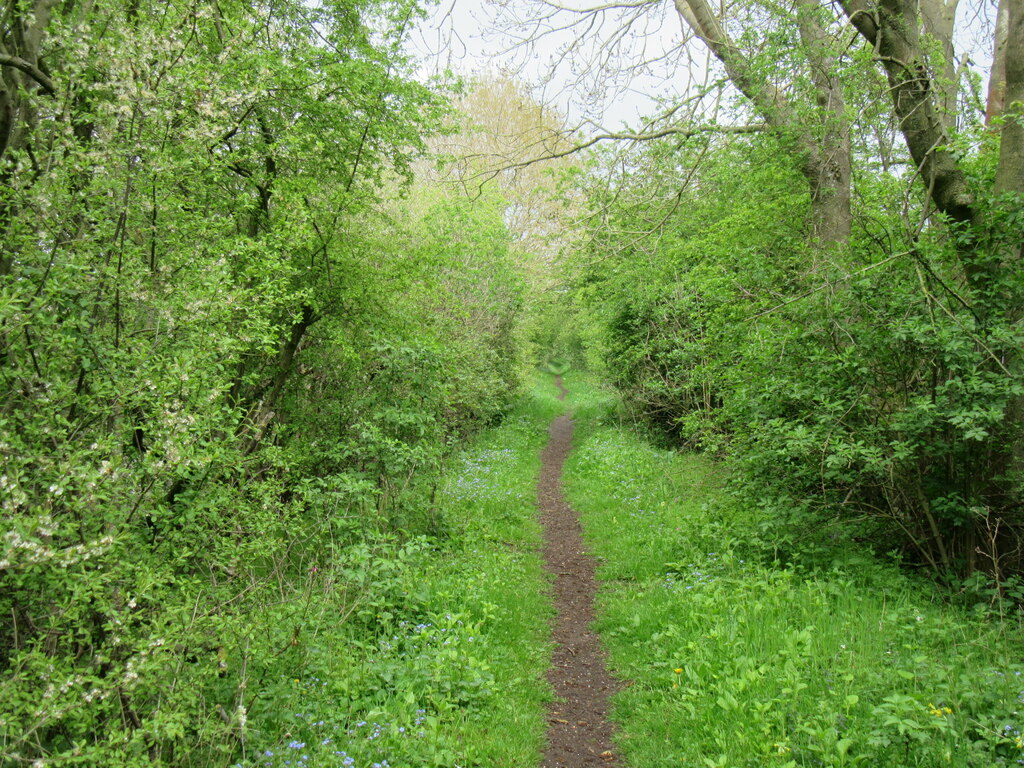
<box><xmin>241</xmin><ymin>304</ymin><xmax>319</xmax><ymax>455</ymax></box>
<box><xmin>986</xmin><ymin>0</ymin><xmax>1011</xmax><ymax>125</ymax></box>
<box><xmin>919</xmin><ymin>0</ymin><xmax>960</xmax><ymax>128</ymax></box>
<box><xmin>674</xmin><ymin>0</ymin><xmax>852</xmax><ymax>244</ymax></box>
<box><xmin>839</xmin><ymin>0</ymin><xmax>974</xmax><ymax>227</ymax></box>
<box><xmin>0</xmin><ymin>0</ymin><xmax>60</xmax><ymax>277</ymax></box>
<box><xmin>795</xmin><ymin>0</ymin><xmax>853</xmax><ymax>244</ymax></box>
<box><xmin>993</xmin><ymin>0</ymin><xmax>1024</xmax><ymax>201</ymax></box>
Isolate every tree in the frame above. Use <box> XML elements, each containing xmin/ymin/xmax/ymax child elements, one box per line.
<box><xmin>0</xmin><ymin>0</ymin><xmax>512</xmax><ymax>762</ymax></box>
<box><xmin>526</xmin><ymin>0</ymin><xmax>1024</xmax><ymax>575</ymax></box>
<box><xmin>672</xmin><ymin>0</ymin><xmax>852</xmax><ymax>244</ymax></box>
<box><xmin>427</xmin><ymin>73</ymin><xmax>583</xmax><ymax>265</ymax></box>
<box><xmin>422</xmin><ymin>73</ymin><xmax>588</xmax><ymax>363</ymax></box>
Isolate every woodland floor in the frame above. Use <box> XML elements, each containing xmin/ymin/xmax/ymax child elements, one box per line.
<box><xmin>538</xmin><ymin>375</ymin><xmax>622</xmax><ymax>768</ymax></box>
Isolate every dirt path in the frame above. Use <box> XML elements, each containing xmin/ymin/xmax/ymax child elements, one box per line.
<box><xmin>538</xmin><ymin>375</ymin><xmax>621</xmax><ymax>768</ymax></box>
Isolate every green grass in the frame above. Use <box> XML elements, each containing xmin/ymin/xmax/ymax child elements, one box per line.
<box><xmin>240</xmin><ymin>371</ymin><xmax>1024</xmax><ymax>768</ymax></box>
<box><xmin>241</xmin><ymin>376</ymin><xmax>563</xmax><ymax>768</ymax></box>
<box><xmin>560</xmin><ymin>373</ymin><xmax>1024</xmax><ymax>768</ymax></box>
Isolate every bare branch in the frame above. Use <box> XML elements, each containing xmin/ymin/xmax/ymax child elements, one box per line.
<box><xmin>465</xmin><ymin>122</ymin><xmax>764</xmax><ymax>182</ymax></box>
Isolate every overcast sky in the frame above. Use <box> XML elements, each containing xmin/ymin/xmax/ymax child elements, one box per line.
<box><xmin>405</xmin><ymin>0</ymin><xmax>701</xmax><ymax>130</ymax></box>
<box><xmin>404</xmin><ymin>0</ymin><xmax>997</xmax><ymax>133</ymax></box>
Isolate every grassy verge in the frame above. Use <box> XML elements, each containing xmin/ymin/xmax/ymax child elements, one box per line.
<box><xmin>241</xmin><ymin>377</ymin><xmax>563</xmax><ymax>768</ymax></box>
<box><xmin>560</xmin><ymin>372</ymin><xmax>1024</xmax><ymax>768</ymax></box>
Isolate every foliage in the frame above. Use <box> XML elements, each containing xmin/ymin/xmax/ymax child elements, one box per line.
<box><xmin>572</xmin><ymin>134</ymin><xmax>807</xmax><ymax>447</ymax></box>
<box><xmin>1</xmin><ymin>0</ymin><xmax>1019</xmax><ymax>756</ymax></box>
<box><xmin>231</xmin><ymin>386</ymin><xmax>556</xmax><ymax>768</ymax></box>
<box><xmin>0</xmin><ymin>0</ymin><xmax>538</xmax><ymax>762</ymax></box>
<box><xmin>567</xmin><ymin>102</ymin><xmax>1024</xmax><ymax>577</ymax></box>
<box><xmin>561</xmin><ymin>373</ymin><xmax>1024</xmax><ymax>767</ymax></box>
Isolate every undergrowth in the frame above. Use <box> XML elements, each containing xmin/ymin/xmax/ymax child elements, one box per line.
<box><xmin>233</xmin><ymin>378</ymin><xmax>562</xmax><ymax>768</ymax></box>
<box><xmin>561</xmin><ymin>372</ymin><xmax>1024</xmax><ymax>768</ymax></box>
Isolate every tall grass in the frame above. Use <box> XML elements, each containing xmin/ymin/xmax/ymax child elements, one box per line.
<box><xmin>240</xmin><ymin>377</ymin><xmax>563</xmax><ymax>768</ymax></box>
<box><xmin>561</xmin><ymin>373</ymin><xmax>1024</xmax><ymax>768</ymax></box>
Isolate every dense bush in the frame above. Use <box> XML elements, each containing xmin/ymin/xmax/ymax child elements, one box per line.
<box><xmin>0</xmin><ymin>0</ymin><xmax>533</xmax><ymax>762</ymax></box>
<box><xmin>570</xmin><ymin>123</ymin><xmax>1024</xmax><ymax>578</ymax></box>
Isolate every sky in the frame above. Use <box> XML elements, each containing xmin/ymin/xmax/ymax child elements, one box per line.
<box><xmin>404</xmin><ymin>0</ymin><xmax>703</xmax><ymax>130</ymax></box>
<box><xmin>404</xmin><ymin>0</ymin><xmax>998</xmax><ymax>134</ymax></box>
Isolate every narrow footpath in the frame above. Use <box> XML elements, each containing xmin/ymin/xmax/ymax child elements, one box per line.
<box><xmin>538</xmin><ymin>375</ymin><xmax>621</xmax><ymax>768</ymax></box>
